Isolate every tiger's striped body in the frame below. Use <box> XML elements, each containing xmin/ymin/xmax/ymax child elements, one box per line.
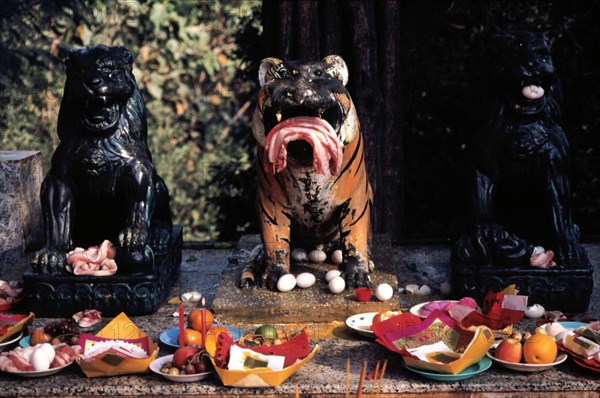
<box><xmin>240</xmin><ymin>56</ymin><xmax>373</xmax><ymax>290</ymax></box>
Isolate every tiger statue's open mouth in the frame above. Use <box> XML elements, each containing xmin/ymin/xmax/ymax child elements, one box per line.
<box><xmin>263</xmin><ymin>116</ymin><xmax>343</xmax><ymax>175</ymax></box>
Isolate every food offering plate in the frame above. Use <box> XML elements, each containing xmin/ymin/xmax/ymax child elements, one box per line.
<box><xmin>1</xmin><ymin>359</ymin><xmax>74</xmax><ymax>378</ymax></box>
<box><xmin>401</xmin><ymin>356</ymin><xmax>492</xmax><ymax>381</ymax></box>
<box><xmin>345</xmin><ymin>312</ymin><xmax>378</xmax><ymax>338</ymax></box>
<box><xmin>486</xmin><ymin>350</ymin><xmax>568</xmax><ymax>372</ymax></box>
<box><xmin>159</xmin><ymin>325</ymin><xmax>243</xmax><ymax>348</ymax></box>
<box><xmin>150</xmin><ymin>354</ymin><xmax>213</xmax><ymax>382</ymax></box>
<box><xmin>0</xmin><ymin>332</ymin><xmax>23</xmax><ymax>352</ymax></box>
<box><xmin>409</xmin><ymin>300</ymin><xmax>459</xmax><ymax>318</ymax></box>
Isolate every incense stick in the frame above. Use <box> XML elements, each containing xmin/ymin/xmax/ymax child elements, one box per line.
<box><xmin>375</xmin><ymin>359</ymin><xmax>388</xmax><ymax>397</ymax></box>
<box><xmin>370</xmin><ymin>361</ymin><xmax>381</xmax><ymax>395</ymax></box>
<box><xmin>357</xmin><ymin>360</ymin><xmax>367</xmax><ymax>398</ymax></box>
<box><xmin>295</xmin><ymin>385</ymin><xmax>299</xmax><ymax>398</ymax></box>
<box><xmin>345</xmin><ymin>358</ymin><xmax>350</xmax><ymax>398</ymax></box>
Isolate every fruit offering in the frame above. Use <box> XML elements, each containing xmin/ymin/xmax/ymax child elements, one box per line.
<box><xmin>494</xmin><ymin>330</ymin><xmax>558</xmax><ymax>365</ymax></box>
<box><xmin>241</xmin><ymin>324</ymin><xmax>288</xmax><ymax>347</ymax></box>
<box><xmin>161</xmin><ymin>347</ymin><xmax>212</xmax><ymax>375</ymax></box>
<box><xmin>188</xmin><ymin>308</ymin><xmax>214</xmax><ymax>331</ymax></box>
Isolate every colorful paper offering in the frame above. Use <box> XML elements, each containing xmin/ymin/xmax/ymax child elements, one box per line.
<box><xmin>208</xmin><ymin>331</ymin><xmax>319</xmax><ymax>387</ymax></box>
<box><xmin>75</xmin><ymin>312</ymin><xmax>158</xmax><ymax>377</ymax></box>
<box><xmin>371</xmin><ymin>310</ymin><xmax>494</xmax><ymax>374</ymax></box>
<box><xmin>0</xmin><ymin>312</ymin><xmax>34</xmax><ymax>342</ymax></box>
<box><xmin>448</xmin><ymin>286</ymin><xmax>527</xmax><ymax>331</ymax></box>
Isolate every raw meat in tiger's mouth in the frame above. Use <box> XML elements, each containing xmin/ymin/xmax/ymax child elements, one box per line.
<box><xmin>263</xmin><ymin>116</ymin><xmax>342</xmax><ymax>175</ymax></box>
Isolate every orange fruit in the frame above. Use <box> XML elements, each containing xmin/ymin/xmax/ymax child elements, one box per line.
<box><xmin>207</xmin><ymin>326</ymin><xmax>231</xmax><ymax>338</ymax></box>
<box><xmin>188</xmin><ymin>308</ymin><xmax>214</xmax><ymax>331</ymax></box>
<box><xmin>523</xmin><ymin>333</ymin><xmax>557</xmax><ymax>364</ymax></box>
<box><xmin>183</xmin><ymin>328</ymin><xmax>204</xmax><ymax>346</ymax></box>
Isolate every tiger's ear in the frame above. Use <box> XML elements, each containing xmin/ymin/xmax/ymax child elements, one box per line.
<box><xmin>258</xmin><ymin>57</ymin><xmax>285</xmax><ymax>87</ymax></box>
<box><xmin>323</xmin><ymin>55</ymin><xmax>349</xmax><ymax>86</ymax></box>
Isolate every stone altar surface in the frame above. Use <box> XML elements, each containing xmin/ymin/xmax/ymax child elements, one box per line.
<box><xmin>0</xmin><ymin>151</ymin><xmax>43</xmax><ymax>273</ymax></box>
<box><xmin>0</xmin><ymin>240</ymin><xmax>598</xmax><ymax>397</ymax></box>
<box><xmin>212</xmin><ymin>235</ymin><xmax>400</xmax><ymax>324</ymax></box>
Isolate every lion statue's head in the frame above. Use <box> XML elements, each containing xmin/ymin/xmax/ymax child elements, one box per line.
<box><xmin>58</xmin><ymin>45</ymin><xmax>146</xmax><ymax>142</ymax></box>
<box><xmin>487</xmin><ymin>30</ymin><xmax>561</xmax><ymax>121</ymax></box>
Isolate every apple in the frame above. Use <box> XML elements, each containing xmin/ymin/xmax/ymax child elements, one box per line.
<box><xmin>172</xmin><ymin>346</ymin><xmax>200</xmax><ymax>369</ymax></box>
<box><xmin>495</xmin><ymin>337</ymin><xmax>523</xmax><ymax>363</ymax></box>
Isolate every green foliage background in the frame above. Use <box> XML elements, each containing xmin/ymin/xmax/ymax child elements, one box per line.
<box><xmin>0</xmin><ymin>0</ymin><xmax>262</xmax><ymax>242</ymax></box>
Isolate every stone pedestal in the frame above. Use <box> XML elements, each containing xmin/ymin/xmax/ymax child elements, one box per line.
<box><xmin>0</xmin><ymin>151</ymin><xmax>43</xmax><ymax>272</ymax></box>
<box><xmin>22</xmin><ymin>226</ymin><xmax>183</xmax><ymax>317</ymax></box>
<box><xmin>451</xmin><ymin>263</ymin><xmax>594</xmax><ymax>313</ymax></box>
<box><xmin>212</xmin><ymin>235</ymin><xmax>400</xmax><ymax>324</ymax></box>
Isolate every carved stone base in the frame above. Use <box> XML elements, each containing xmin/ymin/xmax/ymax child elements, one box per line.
<box><xmin>22</xmin><ymin>226</ymin><xmax>182</xmax><ymax>317</ymax></box>
<box><xmin>451</xmin><ymin>263</ymin><xmax>593</xmax><ymax>313</ymax></box>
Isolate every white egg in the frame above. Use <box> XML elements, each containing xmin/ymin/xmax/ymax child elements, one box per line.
<box><xmin>331</xmin><ymin>249</ymin><xmax>343</xmax><ymax>265</ymax></box>
<box><xmin>375</xmin><ymin>283</ymin><xmax>394</xmax><ymax>301</ymax></box>
<box><xmin>277</xmin><ymin>273</ymin><xmax>297</xmax><ymax>292</ymax></box>
<box><xmin>31</xmin><ymin>347</ymin><xmax>51</xmax><ymax>371</ymax></box>
<box><xmin>404</xmin><ymin>284</ymin><xmax>419</xmax><ymax>294</ymax></box>
<box><xmin>291</xmin><ymin>248</ymin><xmax>308</xmax><ymax>262</ymax></box>
<box><xmin>416</xmin><ymin>285</ymin><xmax>431</xmax><ymax>296</ymax></box>
<box><xmin>525</xmin><ymin>304</ymin><xmax>545</xmax><ymax>319</ymax></box>
<box><xmin>21</xmin><ymin>346</ymin><xmax>36</xmax><ymax>363</ymax></box>
<box><xmin>308</xmin><ymin>249</ymin><xmax>327</xmax><ymax>263</ymax></box>
<box><xmin>38</xmin><ymin>343</ymin><xmax>56</xmax><ymax>364</ymax></box>
<box><xmin>296</xmin><ymin>272</ymin><xmax>316</xmax><ymax>288</ymax></box>
<box><xmin>328</xmin><ymin>276</ymin><xmax>346</xmax><ymax>294</ymax></box>
<box><xmin>325</xmin><ymin>269</ymin><xmax>342</xmax><ymax>282</ymax></box>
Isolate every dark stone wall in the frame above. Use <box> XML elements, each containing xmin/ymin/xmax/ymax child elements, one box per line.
<box><xmin>260</xmin><ymin>0</ymin><xmax>600</xmax><ymax>241</ymax></box>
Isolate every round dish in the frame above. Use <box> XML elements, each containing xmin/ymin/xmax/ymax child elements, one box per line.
<box><xmin>1</xmin><ymin>358</ymin><xmax>74</xmax><ymax>378</ymax></box>
<box><xmin>401</xmin><ymin>356</ymin><xmax>492</xmax><ymax>381</ymax></box>
<box><xmin>0</xmin><ymin>331</ymin><xmax>23</xmax><ymax>352</ymax></box>
<box><xmin>150</xmin><ymin>354</ymin><xmax>213</xmax><ymax>382</ymax></box>
<box><xmin>486</xmin><ymin>349</ymin><xmax>567</xmax><ymax>372</ymax></box>
<box><xmin>345</xmin><ymin>312</ymin><xmax>377</xmax><ymax>338</ymax></box>
<box><xmin>409</xmin><ymin>300</ymin><xmax>458</xmax><ymax>318</ymax></box>
<box><xmin>160</xmin><ymin>325</ymin><xmax>243</xmax><ymax>348</ymax></box>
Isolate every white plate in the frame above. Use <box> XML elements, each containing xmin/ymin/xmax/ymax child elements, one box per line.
<box><xmin>345</xmin><ymin>312</ymin><xmax>377</xmax><ymax>337</ymax></box>
<box><xmin>2</xmin><ymin>358</ymin><xmax>74</xmax><ymax>378</ymax></box>
<box><xmin>409</xmin><ymin>300</ymin><xmax>459</xmax><ymax>318</ymax></box>
<box><xmin>0</xmin><ymin>331</ymin><xmax>23</xmax><ymax>352</ymax></box>
<box><xmin>486</xmin><ymin>350</ymin><xmax>568</xmax><ymax>372</ymax></box>
<box><xmin>150</xmin><ymin>354</ymin><xmax>213</xmax><ymax>382</ymax></box>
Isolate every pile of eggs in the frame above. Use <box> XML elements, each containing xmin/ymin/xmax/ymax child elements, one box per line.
<box><xmin>277</xmin><ymin>268</ymin><xmax>394</xmax><ymax>302</ymax></box>
<box><xmin>30</xmin><ymin>343</ymin><xmax>56</xmax><ymax>371</ymax></box>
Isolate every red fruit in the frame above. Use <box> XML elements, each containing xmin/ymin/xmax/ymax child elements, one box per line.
<box><xmin>172</xmin><ymin>346</ymin><xmax>200</xmax><ymax>369</ymax></box>
<box><xmin>495</xmin><ymin>337</ymin><xmax>523</xmax><ymax>363</ymax></box>
<box><xmin>193</xmin><ymin>361</ymin><xmax>208</xmax><ymax>373</ymax></box>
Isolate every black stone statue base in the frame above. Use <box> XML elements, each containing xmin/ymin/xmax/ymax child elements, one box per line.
<box><xmin>22</xmin><ymin>226</ymin><xmax>182</xmax><ymax>317</ymax></box>
<box><xmin>451</xmin><ymin>263</ymin><xmax>593</xmax><ymax>313</ymax></box>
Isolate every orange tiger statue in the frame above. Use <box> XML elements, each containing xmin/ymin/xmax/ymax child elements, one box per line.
<box><xmin>240</xmin><ymin>55</ymin><xmax>373</xmax><ymax>290</ymax></box>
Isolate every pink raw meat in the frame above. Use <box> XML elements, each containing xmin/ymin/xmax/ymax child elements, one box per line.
<box><xmin>263</xmin><ymin>116</ymin><xmax>342</xmax><ymax>175</ymax></box>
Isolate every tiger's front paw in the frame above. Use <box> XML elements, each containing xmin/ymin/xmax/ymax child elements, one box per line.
<box><xmin>341</xmin><ymin>256</ymin><xmax>372</xmax><ymax>288</ymax></box>
<box><xmin>261</xmin><ymin>264</ymin><xmax>286</xmax><ymax>291</ymax></box>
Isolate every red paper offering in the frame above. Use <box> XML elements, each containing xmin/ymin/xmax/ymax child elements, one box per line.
<box><xmin>448</xmin><ymin>289</ymin><xmax>527</xmax><ymax>330</ymax></box>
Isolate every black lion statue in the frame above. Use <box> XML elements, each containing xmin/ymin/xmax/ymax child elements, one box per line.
<box><xmin>452</xmin><ymin>31</ymin><xmax>589</xmax><ymax>269</ymax></box>
<box><xmin>32</xmin><ymin>45</ymin><xmax>172</xmax><ymax>274</ymax></box>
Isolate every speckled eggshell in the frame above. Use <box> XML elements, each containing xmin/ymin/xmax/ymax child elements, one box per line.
<box><xmin>328</xmin><ymin>276</ymin><xmax>346</xmax><ymax>294</ymax></box>
<box><xmin>296</xmin><ymin>272</ymin><xmax>316</xmax><ymax>288</ymax></box>
<box><xmin>375</xmin><ymin>283</ymin><xmax>394</xmax><ymax>301</ymax></box>
<box><xmin>277</xmin><ymin>274</ymin><xmax>297</xmax><ymax>292</ymax></box>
